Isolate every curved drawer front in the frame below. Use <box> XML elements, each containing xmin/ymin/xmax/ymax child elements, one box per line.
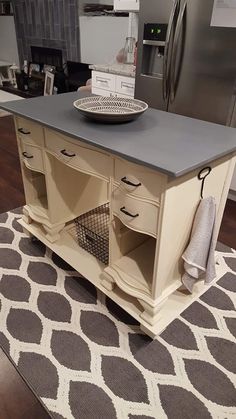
<box><xmin>45</xmin><ymin>129</ymin><xmax>111</xmax><ymax>181</ymax></box>
<box><xmin>16</xmin><ymin>117</ymin><xmax>44</xmax><ymax>147</ymax></box>
<box><xmin>112</xmin><ymin>189</ymin><xmax>158</xmax><ymax>238</ymax></box>
<box><xmin>114</xmin><ymin>158</ymin><xmax>164</xmax><ymax>203</ymax></box>
<box><xmin>21</xmin><ymin>143</ymin><xmax>44</xmax><ymax>173</ymax></box>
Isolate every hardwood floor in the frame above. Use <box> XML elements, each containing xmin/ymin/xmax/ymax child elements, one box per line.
<box><xmin>218</xmin><ymin>198</ymin><xmax>236</xmax><ymax>249</ymax></box>
<box><xmin>0</xmin><ymin>116</ymin><xmax>25</xmax><ymax>213</ymax></box>
<box><xmin>0</xmin><ymin>114</ymin><xmax>235</xmax><ymax>418</ymax></box>
<box><xmin>0</xmin><ymin>348</ymin><xmax>51</xmax><ymax>419</ymax></box>
<box><xmin>0</xmin><ymin>116</ymin><xmax>48</xmax><ymax>418</ymax></box>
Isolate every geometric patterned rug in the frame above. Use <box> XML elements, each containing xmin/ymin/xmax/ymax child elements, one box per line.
<box><xmin>0</xmin><ymin>208</ymin><xmax>235</xmax><ymax>419</ymax></box>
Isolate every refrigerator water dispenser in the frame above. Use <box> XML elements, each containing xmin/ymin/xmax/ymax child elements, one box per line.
<box><xmin>141</xmin><ymin>23</ymin><xmax>168</xmax><ymax>77</ymax></box>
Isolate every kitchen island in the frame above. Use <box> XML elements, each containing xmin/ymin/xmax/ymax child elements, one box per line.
<box><xmin>1</xmin><ymin>92</ymin><xmax>236</xmax><ymax>337</ymax></box>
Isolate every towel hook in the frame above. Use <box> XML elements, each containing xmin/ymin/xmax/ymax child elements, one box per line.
<box><xmin>198</xmin><ymin>166</ymin><xmax>212</xmax><ymax>199</ymax></box>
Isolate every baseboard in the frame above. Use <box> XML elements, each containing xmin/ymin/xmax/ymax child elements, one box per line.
<box><xmin>228</xmin><ymin>189</ymin><xmax>236</xmax><ymax>202</ymax></box>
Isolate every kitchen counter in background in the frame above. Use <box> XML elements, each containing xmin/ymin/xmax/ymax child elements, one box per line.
<box><xmin>90</xmin><ymin>64</ymin><xmax>136</xmax><ymax>98</ymax></box>
<box><xmin>89</xmin><ymin>63</ymin><xmax>136</xmax><ymax>78</ymax></box>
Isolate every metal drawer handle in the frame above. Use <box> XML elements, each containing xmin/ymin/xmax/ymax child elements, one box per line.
<box><xmin>121</xmin><ymin>177</ymin><xmax>141</xmax><ymax>187</ymax></box>
<box><xmin>97</xmin><ymin>78</ymin><xmax>109</xmax><ymax>84</ymax></box>
<box><xmin>18</xmin><ymin>128</ymin><xmax>31</xmax><ymax>135</ymax></box>
<box><xmin>60</xmin><ymin>149</ymin><xmax>76</xmax><ymax>157</ymax></box>
<box><xmin>22</xmin><ymin>151</ymin><xmax>34</xmax><ymax>159</ymax></box>
<box><xmin>121</xmin><ymin>83</ymin><xmax>134</xmax><ymax>90</ymax></box>
<box><xmin>120</xmin><ymin>207</ymin><xmax>139</xmax><ymax>218</ymax></box>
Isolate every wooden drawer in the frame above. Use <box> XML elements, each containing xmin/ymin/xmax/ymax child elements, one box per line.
<box><xmin>116</xmin><ymin>92</ymin><xmax>135</xmax><ymax>98</ymax></box>
<box><xmin>16</xmin><ymin>117</ymin><xmax>44</xmax><ymax>147</ymax></box>
<box><xmin>112</xmin><ymin>188</ymin><xmax>158</xmax><ymax>238</ymax></box>
<box><xmin>92</xmin><ymin>87</ymin><xmax>116</xmax><ymax>97</ymax></box>
<box><xmin>116</xmin><ymin>75</ymin><xmax>135</xmax><ymax>97</ymax></box>
<box><xmin>21</xmin><ymin>143</ymin><xmax>44</xmax><ymax>173</ymax></box>
<box><xmin>92</xmin><ymin>87</ymin><xmax>133</xmax><ymax>99</ymax></box>
<box><xmin>114</xmin><ymin>158</ymin><xmax>164</xmax><ymax>203</ymax></box>
<box><xmin>92</xmin><ymin>71</ymin><xmax>116</xmax><ymax>92</ymax></box>
<box><xmin>45</xmin><ymin>129</ymin><xmax>111</xmax><ymax>181</ymax></box>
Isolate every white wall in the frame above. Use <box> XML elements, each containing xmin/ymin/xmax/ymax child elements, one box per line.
<box><xmin>0</xmin><ymin>16</ymin><xmax>19</xmax><ymax>66</ymax></box>
<box><xmin>79</xmin><ymin>16</ymin><xmax>129</xmax><ymax>64</ymax></box>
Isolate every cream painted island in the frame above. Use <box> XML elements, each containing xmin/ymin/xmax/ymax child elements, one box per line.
<box><xmin>1</xmin><ymin>92</ymin><xmax>236</xmax><ymax>338</ymax></box>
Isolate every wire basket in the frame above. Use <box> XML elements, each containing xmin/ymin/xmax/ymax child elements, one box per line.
<box><xmin>75</xmin><ymin>203</ymin><xmax>109</xmax><ymax>265</ymax></box>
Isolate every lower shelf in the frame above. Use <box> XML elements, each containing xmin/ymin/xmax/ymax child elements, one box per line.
<box><xmin>28</xmin><ymin>197</ymin><xmax>48</xmax><ymax>218</ymax></box>
<box><xmin>19</xmin><ymin>218</ymin><xmax>218</xmax><ymax>338</ymax></box>
<box><xmin>110</xmin><ymin>238</ymin><xmax>155</xmax><ymax>296</ymax></box>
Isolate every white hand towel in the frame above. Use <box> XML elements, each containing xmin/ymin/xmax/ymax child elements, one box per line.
<box><xmin>182</xmin><ymin>196</ymin><xmax>216</xmax><ymax>293</ymax></box>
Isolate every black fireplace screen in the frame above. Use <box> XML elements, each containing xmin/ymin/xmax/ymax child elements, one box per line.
<box><xmin>31</xmin><ymin>46</ymin><xmax>63</xmax><ymax>69</ymax></box>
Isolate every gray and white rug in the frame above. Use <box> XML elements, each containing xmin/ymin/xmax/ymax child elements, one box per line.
<box><xmin>0</xmin><ymin>208</ymin><xmax>235</xmax><ymax>419</ymax></box>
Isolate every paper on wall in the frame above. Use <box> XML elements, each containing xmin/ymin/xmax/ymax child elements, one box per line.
<box><xmin>211</xmin><ymin>0</ymin><xmax>236</xmax><ymax>27</ymax></box>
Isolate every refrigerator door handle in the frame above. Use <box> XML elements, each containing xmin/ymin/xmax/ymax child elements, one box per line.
<box><xmin>226</xmin><ymin>81</ymin><xmax>236</xmax><ymax>126</ymax></box>
<box><xmin>162</xmin><ymin>0</ymin><xmax>180</xmax><ymax>101</ymax></box>
<box><xmin>169</xmin><ymin>0</ymin><xmax>187</xmax><ymax>103</ymax></box>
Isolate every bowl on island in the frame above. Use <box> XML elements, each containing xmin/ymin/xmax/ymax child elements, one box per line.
<box><xmin>73</xmin><ymin>96</ymin><xmax>148</xmax><ymax>123</ymax></box>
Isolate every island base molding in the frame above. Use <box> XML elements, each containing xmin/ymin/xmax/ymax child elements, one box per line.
<box><xmin>20</xmin><ymin>217</ymin><xmax>219</xmax><ymax>338</ymax></box>
<box><xmin>23</xmin><ymin>206</ymin><xmax>66</xmax><ymax>243</ymax></box>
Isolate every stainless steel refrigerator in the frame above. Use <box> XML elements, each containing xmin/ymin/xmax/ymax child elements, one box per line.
<box><xmin>135</xmin><ymin>0</ymin><xmax>236</xmax><ymax>128</ymax></box>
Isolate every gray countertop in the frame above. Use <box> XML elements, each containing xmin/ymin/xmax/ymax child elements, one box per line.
<box><xmin>1</xmin><ymin>92</ymin><xmax>236</xmax><ymax>177</ymax></box>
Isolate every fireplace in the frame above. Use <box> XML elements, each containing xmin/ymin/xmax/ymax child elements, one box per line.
<box><xmin>31</xmin><ymin>46</ymin><xmax>63</xmax><ymax>70</ymax></box>
<box><xmin>12</xmin><ymin>0</ymin><xmax>80</xmax><ymax>67</ymax></box>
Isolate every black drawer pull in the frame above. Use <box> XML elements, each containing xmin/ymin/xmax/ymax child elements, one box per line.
<box><xmin>18</xmin><ymin>128</ymin><xmax>31</xmax><ymax>135</ymax></box>
<box><xmin>120</xmin><ymin>207</ymin><xmax>139</xmax><ymax>218</ymax></box>
<box><xmin>121</xmin><ymin>177</ymin><xmax>141</xmax><ymax>187</ymax></box>
<box><xmin>60</xmin><ymin>149</ymin><xmax>76</xmax><ymax>157</ymax></box>
<box><xmin>22</xmin><ymin>151</ymin><xmax>34</xmax><ymax>159</ymax></box>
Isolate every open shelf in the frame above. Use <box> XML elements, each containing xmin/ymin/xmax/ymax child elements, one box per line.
<box><xmin>110</xmin><ymin>237</ymin><xmax>156</xmax><ymax>296</ymax></box>
<box><xmin>45</xmin><ymin>152</ymin><xmax>109</xmax><ymax>226</ymax></box>
<box><xmin>23</xmin><ymin>166</ymin><xmax>49</xmax><ymax>219</ymax></box>
<box><xmin>106</xmin><ymin>216</ymin><xmax>157</xmax><ymax>299</ymax></box>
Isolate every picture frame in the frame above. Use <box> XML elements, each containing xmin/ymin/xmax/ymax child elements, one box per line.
<box><xmin>28</xmin><ymin>62</ymin><xmax>40</xmax><ymax>77</ymax></box>
<box><xmin>44</xmin><ymin>71</ymin><xmax>55</xmax><ymax>96</ymax></box>
<box><xmin>43</xmin><ymin>64</ymin><xmax>56</xmax><ymax>74</ymax></box>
